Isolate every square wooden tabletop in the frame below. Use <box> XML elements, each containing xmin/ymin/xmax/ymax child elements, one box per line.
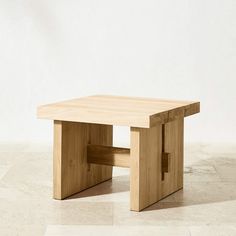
<box><xmin>37</xmin><ymin>95</ymin><xmax>200</xmax><ymax>128</ymax></box>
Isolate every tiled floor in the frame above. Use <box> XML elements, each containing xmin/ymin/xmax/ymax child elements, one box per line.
<box><xmin>0</xmin><ymin>143</ymin><xmax>236</xmax><ymax>236</ymax></box>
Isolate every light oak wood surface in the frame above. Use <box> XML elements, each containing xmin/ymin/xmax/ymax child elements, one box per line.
<box><xmin>130</xmin><ymin>117</ymin><xmax>184</xmax><ymax>211</ymax></box>
<box><xmin>53</xmin><ymin>121</ymin><xmax>113</xmax><ymax>199</ymax></box>
<box><xmin>38</xmin><ymin>95</ymin><xmax>199</xmax><ymax>128</ymax></box>
<box><xmin>38</xmin><ymin>95</ymin><xmax>199</xmax><ymax>211</ymax></box>
<box><xmin>161</xmin><ymin>118</ymin><xmax>184</xmax><ymax>198</ymax></box>
<box><xmin>87</xmin><ymin>145</ymin><xmax>130</xmax><ymax>168</ymax></box>
<box><xmin>130</xmin><ymin>124</ymin><xmax>162</xmax><ymax>211</ymax></box>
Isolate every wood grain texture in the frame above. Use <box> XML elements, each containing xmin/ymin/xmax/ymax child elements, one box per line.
<box><xmin>130</xmin><ymin>117</ymin><xmax>184</xmax><ymax>211</ymax></box>
<box><xmin>130</xmin><ymin>124</ymin><xmax>162</xmax><ymax>211</ymax></box>
<box><xmin>87</xmin><ymin>145</ymin><xmax>130</xmax><ymax>168</ymax></box>
<box><xmin>161</xmin><ymin>117</ymin><xmax>184</xmax><ymax>197</ymax></box>
<box><xmin>53</xmin><ymin>121</ymin><xmax>113</xmax><ymax>200</ymax></box>
<box><xmin>40</xmin><ymin>95</ymin><xmax>196</xmax><ymax>211</ymax></box>
<box><xmin>38</xmin><ymin>95</ymin><xmax>200</xmax><ymax>128</ymax></box>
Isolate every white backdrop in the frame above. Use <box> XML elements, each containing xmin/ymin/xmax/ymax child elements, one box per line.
<box><xmin>0</xmin><ymin>0</ymin><xmax>235</xmax><ymax>144</ymax></box>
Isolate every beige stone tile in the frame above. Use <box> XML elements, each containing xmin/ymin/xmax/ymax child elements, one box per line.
<box><xmin>0</xmin><ymin>196</ymin><xmax>113</xmax><ymax>228</ymax></box>
<box><xmin>24</xmin><ymin>143</ymin><xmax>53</xmax><ymax>153</ymax></box>
<box><xmin>211</xmin><ymin>158</ymin><xmax>236</xmax><ymax>182</ymax></box>
<box><xmin>184</xmin><ymin>165</ymin><xmax>221</xmax><ymax>182</ymax></box>
<box><xmin>0</xmin><ymin>225</ymin><xmax>45</xmax><ymax>236</ymax></box>
<box><xmin>216</xmin><ymin>166</ymin><xmax>236</xmax><ymax>182</ymax></box>
<box><xmin>44</xmin><ymin>201</ymin><xmax>113</xmax><ymax>225</ymax></box>
<box><xmin>44</xmin><ymin>225</ymin><xmax>190</xmax><ymax>236</ymax></box>
<box><xmin>184</xmin><ymin>182</ymin><xmax>236</xmax><ymax>203</ymax></box>
<box><xmin>0</xmin><ymin>142</ymin><xmax>52</xmax><ymax>153</ymax></box>
<box><xmin>201</xmin><ymin>143</ymin><xmax>236</xmax><ymax>155</ymax></box>
<box><xmin>160</xmin><ymin>181</ymin><xmax>236</xmax><ymax>204</ymax></box>
<box><xmin>0</xmin><ymin>152</ymin><xmax>25</xmax><ymax>165</ymax></box>
<box><xmin>189</xmin><ymin>226</ymin><xmax>236</xmax><ymax>236</ymax></box>
<box><xmin>0</xmin><ymin>143</ymin><xmax>28</xmax><ymax>152</ymax></box>
<box><xmin>0</xmin><ymin>152</ymin><xmax>52</xmax><ymax>197</ymax></box>
<box><xmin>0</xmin><ymin>186</ymin><xmax>28</xmax><ymax>201</ymax></box>
<box><xmin>0</xmin><ymin>165</ymin><xmax>11</xmax><ymax>179</ymax></box>
<box><xmin>113</xmin><ymin>200</ymin><xmax>236</xmax><ymax>226</ymax></box>
<box><xmin>0</xmin><ymin>142</ymin><xmax>236</xmax><ymax>236</ymax></box>
<box><xmin>184</xmin><ymin>143</ymin><xmax>211</xmax><ymax>166</ymax></box>
<box><xmin>17</xmin><ymin>225</ymin><xmax>46</xmax><ymax>236</ymax></box>
<box><xmin>208</xmin><ymin>156</ymin><xmax>236</xmax><ymax>167</ymax></box>
<box><xmin>0</xmin><ymin>227</ymin><xmax>17</xmax><ymax>236</ymax></box>
<box><xmin>67</xmin><ymin>175</ymin><xmax>129</xmax><ymax>203</ymax></box>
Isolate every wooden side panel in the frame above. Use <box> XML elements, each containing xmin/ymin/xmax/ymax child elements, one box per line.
<box><xmin>161</xmin><ymin>118</ymin><xmax>184</xmax><ymax>197</ymax></box>
<box><xmin>130</xmin><ymin>117</ymin><xmax>184</xmax><ymax>211</ymax></box>
<box><xmin>130</xmin><ymin>125</ymin><xmax>162</xmax><ymax>211</ymax></box>
<box><xmin>53</xmin><ymin>121</ymin><xmax>113</xmax><ymax>199</ymax></box>
<box><xmin>53</xmin><ymin>120</ymin><xmax>63</xmax><ymax>198</ymax></box>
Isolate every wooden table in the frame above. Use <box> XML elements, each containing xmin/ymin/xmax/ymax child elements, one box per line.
<box><xmin>37</xmin><ymin>95</ymin><xmax>200</xmax><ymax>211</ymax></box>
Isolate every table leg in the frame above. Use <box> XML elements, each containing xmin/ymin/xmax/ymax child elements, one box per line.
<box><xmin>130</xmin><ymin>118</ymin><xmax>184</xmax><ymax>211</ymax></box>
<box><xmin>53</xmin><ymin>121</ymin><xmax>113</xmax><ymax>199</ymax></box>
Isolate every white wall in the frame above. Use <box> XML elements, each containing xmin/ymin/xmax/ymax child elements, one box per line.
<box><xmin>0</xmin><ymin>0</ymin><xmax>235</xmax><ymax>144</ymax></box>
